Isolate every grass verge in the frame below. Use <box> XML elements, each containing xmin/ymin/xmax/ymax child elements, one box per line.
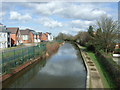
<box><xmin>86</xmin><ymin>51</ymin><xmax>111</xmax><ymax>88</ymax></box>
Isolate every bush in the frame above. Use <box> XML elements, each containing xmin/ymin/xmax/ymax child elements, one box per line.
<box><xmin>114</xmin><ymin>48</ymin><xmax>120</xmax><ymax>54</ymax></box>
<box><xmin>95</xmin><ymin>51</ymin><xmax>120</xmax><ymax>88</ymax></box>
<box><xmin>46</xmin><ymin>42</ymin><xmax>59</xmax><ymax>55</ymax></box>
<box><xmin>86</xmin><ymin>44</ymin><xmax>95</xmax><ymax>51</ymax></box>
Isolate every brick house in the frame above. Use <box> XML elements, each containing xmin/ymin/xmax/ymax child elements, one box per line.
<box><xmin>29</xmin><ymin>30</ymin><xmax>38</xmax><ymax>43</ymax></box>
<box><xmin>40</xmin><ymin>32</ymin><xmax>53</xmax><ymax>42</ymax></box>
<box><xmin>115</xmin><ymin>43</ymin><xmax>120</xmax><ymax>49</ymax></box>
<box><xmin>20</xmin><ymin>29</ymin><xmax>34</xmax><ymax>43</ymax></box>
<box><xmin>113</xmin><ymin>39</ymin><xmax>120</xmax><ymax>57</ymax></box>
<box><xmin>40</xmin><ymin>33</ymin><xmax>48</xmax><ymax>41</ymax></box>
<box><xmin>20</xmin><ymin>29</ymin><xmax>41</xmax><ymax>43</ymax></box>
<box><xmin>7</xmin><ymin>27</ymin><xmax>21</xmax><ymax>46</ymax></box>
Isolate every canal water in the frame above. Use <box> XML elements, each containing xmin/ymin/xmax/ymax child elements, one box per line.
<box><xmin>4</xmin><ymin>43</ymin><xmax>87</xmax><ymax>88</ymax></box>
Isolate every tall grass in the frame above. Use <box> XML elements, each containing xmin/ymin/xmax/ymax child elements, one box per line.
<box><xmin>46</xmin><ymin>42</ymin><xmax>60</xmax><ymax>55</ymax></box>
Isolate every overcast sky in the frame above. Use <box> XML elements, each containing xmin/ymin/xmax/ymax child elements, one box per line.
<box><xmin>0</xmin><ymin>2</ymin><xmax>118</xmax><ymax>36</ymax></box>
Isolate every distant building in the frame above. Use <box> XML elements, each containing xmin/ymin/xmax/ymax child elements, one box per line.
<box><xmin>29</xmin><ymin>30</ymin><xmax>38</xmax><ymax>43</ymax></box>
<box><xmin>20</xmin><ymin>29</ymin><xmax>33</xmax><ymax>43</ymax></box>
<box><xmin>113</xmin><ymin>39</ymin><xmax>120</xmax><ymax>57</ymax></box>
<box><xmin>40</xmin><ymin>32</ymin><xmax>53</xmax><ymax>42</ymax></box>
<box><xmin>37</xmin><ymin>32</ymin><xmax>42</xmax><ymax>42</ymax></box>
<box><xmin>7</xmin><ymin>27</ymin><xmax>21</xmax><ymax>46</ymax></box>
<box><xmin>40</xmin><ymin>33</ymin><xmax>48</xmax><ymax>42</ymax></box>
<box><xmin>20</xmin><ymin>29</ymin><xmax>41</xmax><ymax>43</ymax></box>
<box><xmin>46</xmin><ymin>32</ymin><xmax>53</xmax><ymax>41</ymax></box>
<box><xmin>0</xmin><ymin>23</ymin><xmax>11</xmax><ymax>48</ymax></box>
<box><xmin>115</xmin><ymin>43</ymin><xmax>120</xmax><ymax>49</ymax></box>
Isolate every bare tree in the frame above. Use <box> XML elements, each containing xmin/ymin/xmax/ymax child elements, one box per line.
<box><xmin>94</xmin><ymin>16</ymin><xmax>119</xmax><ymax>53</ymax></box>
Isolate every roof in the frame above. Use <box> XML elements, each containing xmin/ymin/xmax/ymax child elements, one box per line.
<box><xmin>38</xmin><ymin>32</ymin><xmax>42</xmax><ymax>36</ymax></box>
<box><xmin>7</xmin><ymin>27</ymin><xmax>19</xmax><ymax>34</ymax></box>
<box><xmin>20</xmin><ymin>29</ymin><xmax>38</xmax><ymax>35</ymax></box>
<box><xmin>42</xmin><ymin>33</ymin><xmax>48</xmax><ymax>37</ymax></box>
<box><xmin>29</xmin><ymin>30</ymin><xmax>38</xmax><ymax>35</ymax></box>
<box><xmin>20</xmin><ymin>29</ymin><xmax>30</xmax><ymax>35</ymax></box>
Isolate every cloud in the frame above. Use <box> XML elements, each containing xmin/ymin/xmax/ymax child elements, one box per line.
<box><xmin>70</xmin><ymin>20</ymin><xmax>95</xmax><ymax>29</ymax></box>
<box><xmin>0</xmin><ymin>12</ymin><xmax>6</xmax><ymax>21</ymax></box>
<box><xmin>26</xmin><ymin>2</ymin><xmax>110</xmax><ymax>20</ymax></box>
<box><xmin>27</xmin><ymin>2</ymin><xmax>65</xmax><ymax>16</ymax></box>
<box><xmin>10</xmin><ymin>11</ymin><xmax>32</xmax><ymax>21</ymax></box>
<box><xmin>61</xmin><ymin>30</ymin><xmax>69</xmax><ymax>34</ymax></box>
<box><xmin>38</xmin><ymin>17</ymin><xmax>63</xmax><ymax>28</ymax></box>
<box><xmin>2</xmin><ymin>2</ymin><xmax>117</xmax><ymax>36</ymax></box>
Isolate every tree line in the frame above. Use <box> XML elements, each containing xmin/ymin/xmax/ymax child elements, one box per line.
<box><xmin>55</xmin><ymin>15</ymin><xmax>119</xmax><ymax>53</ymax></box>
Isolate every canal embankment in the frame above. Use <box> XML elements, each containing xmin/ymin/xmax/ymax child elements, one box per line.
<box><xmin>75</xmin><ymin>43</ymin><xmax>104</xmax><ymax>88</ymax></box>
<box><xmin>75</xmin><ymin>42</ymin><xmax>120</xmax><ymax>88</ymax></box>
<box><xmin>1</xmin><ymin>41</ymin><xmax>64</xmax><ymax>84</ymax></box>
<box><xmin>2</xmin><ymin>42</ymin><xmax>86</xmax><ymax>88</ymax></box>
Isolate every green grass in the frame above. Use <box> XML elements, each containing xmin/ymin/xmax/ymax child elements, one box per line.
<box><xmin>3</xmin><ymin>45</ymin><xmax>25</xmax><ymax>51</ymax></box>
<box><xmin>86</xmin><ymin>51</ymin><xmax>111</xmax><ymax>88</ymax></box>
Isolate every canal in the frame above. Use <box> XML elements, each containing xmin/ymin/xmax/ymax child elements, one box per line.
<box><xmin>3</xmin><ymin>43</ymin><xmax>87</xmax><ymax>88</ymax></box>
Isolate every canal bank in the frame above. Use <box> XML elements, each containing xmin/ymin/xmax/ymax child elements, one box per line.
<box><xmin>2</xmin><ymin>43</ymin><xmax>87</xmax><ymax>88</ymax></box>
<box><xmin>75</xmin><ymin>43</ymin><xmax>104</xmax><ymax>88</ymax></box>
<box><xmin>1</xmin><ymin>41</ymin><xmax>63</xmax><ymax>86</ymax></box>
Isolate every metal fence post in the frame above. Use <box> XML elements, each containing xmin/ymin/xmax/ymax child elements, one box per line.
<box><xmin>28</xmin><ymin>47</ymin><xmax>30</xmax><ymax>60</ymax></box>
<box><xmin>14</xmin><ymin>49</ymin><xmax>16</xmax><ymax>68</ymax></box>
<box><xmin>33</xmin><ymin>46</ymin><xmax>35</xmax><ymax>59</ymax></box>
<box><xmin>2</xmin><ymin>51</ymin><xmax>4</xmax><ymax>74</ymax></box>
<box><xmin>22</xmin><ymin>47</ymin><xmax>24</xmax><ymax>63</ymax></box>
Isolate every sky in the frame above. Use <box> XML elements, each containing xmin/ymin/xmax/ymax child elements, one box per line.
<box><xmin>0</xmin><ymin>1</ymin><xmax>118</xmax><ymax>36</ymax></box>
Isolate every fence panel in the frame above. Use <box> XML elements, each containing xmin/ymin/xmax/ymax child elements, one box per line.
<box><xmin>2</xmin><ymin>44</ymin><xmax>47</xmax><ymax>74</ymax></box>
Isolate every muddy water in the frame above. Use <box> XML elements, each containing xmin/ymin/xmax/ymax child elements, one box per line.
<box><xmin>4</xmin><ymin>43</ymin><xmax>87</xmax><ymax>88</ymax></box>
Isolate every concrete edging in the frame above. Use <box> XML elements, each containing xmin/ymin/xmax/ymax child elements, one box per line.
<box><xmin>75</xmin><ymin>43</ymin><xmax>90</xmax><ymax>88</ymax></box>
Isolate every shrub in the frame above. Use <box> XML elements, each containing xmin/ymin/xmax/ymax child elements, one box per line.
<box><xmin>114</xmin><ymin>48</ymin><xmax>120</xmax><ymax>54</ymax></box>
<box><xmin>46</xmin><ymin>42</ymin><xmax>59</xmax><ymax>55</ymax></box>
<box><xmin>95</xmin><ymin>51</ymin><xmax>120</xmax><ymax>88</ymax></box>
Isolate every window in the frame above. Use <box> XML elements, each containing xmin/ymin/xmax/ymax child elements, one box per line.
<box><xmin>23</xmin><ymin>35</ymin><xmax>28</xmax><ymax>40</ymax></box>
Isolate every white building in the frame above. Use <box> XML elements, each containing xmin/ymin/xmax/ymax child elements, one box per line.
<box><xmin>47</xmin><ymin>33</ymin><xmax>53</xmax><ymax>41</ymax></box>
<box><xmin>0</xmin><ymin>23</ymin><xmax>11</xmax><ymax>48</ymax></box>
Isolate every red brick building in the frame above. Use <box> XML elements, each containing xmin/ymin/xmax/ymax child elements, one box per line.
<box><xmin>115</xmin><ymin>43</ymin><xmax>120</xmax><ymax>49</ymax></box>
<box><xmin>7</xmin><ymin>27</ymin><xmax>21</xmax><ymax>46</ymax></box>
<box><xmin>40</xmin><ymin>33</ymin><xmax>48</xmax><ymax>41</ymax></box>
<box><xmin>20</xmin><ymin>29</ymin><xmax>34</xmax><ymax>43</ymax></box>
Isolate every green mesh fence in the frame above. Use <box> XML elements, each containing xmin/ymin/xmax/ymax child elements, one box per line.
<box><xmin>56</xmin><ymin>40</ymin><xmax>64</xmax><ymax>44</ymax></box>
<box><xmin>2</xmin><ymin>43</ymin><xmax>46</xmax><ymax>74</ymax></box>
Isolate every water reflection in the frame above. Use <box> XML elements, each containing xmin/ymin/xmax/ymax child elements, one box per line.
<box><xmin>4</xmin><ymin>43</ymin><xmax>86</xmax><ymax>88</ymax></box>
<box><xmin>3</xmin><ymin>60</ymin><xmax>46</xmax><ymax>88</ymax></box>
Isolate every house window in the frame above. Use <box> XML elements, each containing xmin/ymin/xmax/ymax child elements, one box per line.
<box><xmin>23</xmin><ymin>35</ymin><xmax>28</xmax><ymax>40</ymax></box>
<box><xmin>34</xmin><ymin>35</ymin><xmax>36</xmax><ymax>39</ymax></box>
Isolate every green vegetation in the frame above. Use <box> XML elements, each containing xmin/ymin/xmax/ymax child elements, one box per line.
<box><xmin>114</xmin><ymin>48</ymin><xmax>120</xmax><ymax>54</ymax></box>
<box><xmin>86</xmin><ymin>51</ymin><xmax>112</xmax><ymax>88</ymax></box>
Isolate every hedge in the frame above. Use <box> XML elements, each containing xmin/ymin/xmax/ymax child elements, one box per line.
<box><xmin>95</xmin><ymin>51</ymin><xmax>120</xmax><ymax>88</ymax></box>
